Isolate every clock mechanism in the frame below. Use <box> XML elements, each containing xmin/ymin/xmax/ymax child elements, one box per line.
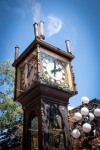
<box><xmin>20</xmin><ymin>56</ymin><xmax>37</xmax><ymax>91</ymax></box>
<box><xmin>40</xmin><ymin>52</ymin><xmax>70</xmax><ymax>90</ymax></box>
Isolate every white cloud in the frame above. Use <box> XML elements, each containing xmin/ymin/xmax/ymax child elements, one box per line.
<box><xmin>15</xmin><ymin>8</ymin><xmax>26</xmax><ymax>17</ymax></box>
<box><xmin>70</xmin><ymin>26</ymin><xmax>78</xmax><ymax>48</ymax></box>
<box><xmin>5</xmin><ymin>4</ymin><xmax>26</xmax><ymax>18</ymax></box>
<box><xmin>5</xmin><ymin>0</ymin><xmax>63</xmax><ymax>38</ymax></box>
<box><xmin>46</xmin><ymin>15</ymin><xmax>63</xmax><ymax>37</ymax></box>
<box><xmin>31</xmin><ymin>2</ymin><xmax>63</xmax><ymax>37</ymax></box>
<box><xmin>31</xmin><ymin>2</ymin><xmax>42</xmax><ymax>23</ymax></box>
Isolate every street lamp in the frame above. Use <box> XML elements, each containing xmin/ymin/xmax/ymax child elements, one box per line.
<box><xmin>72</xmin><ymin>97</ymin><xmax>100</xmax><ymax>138</ymax></box>
<box><xmin>70</xmin><ymin>97</ymin><xmax>100</xmax><ymax>149</ymax></box>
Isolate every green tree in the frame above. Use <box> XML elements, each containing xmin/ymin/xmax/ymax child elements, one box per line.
<box><xmin>0</xmin><ymin>60</ymin><xmax>23</xmax><ymax>130</ymax></box>
<box><xmin>0</xmin><ymin>60</ymin><xmax>23</xmax><ymax>150</ymax></box>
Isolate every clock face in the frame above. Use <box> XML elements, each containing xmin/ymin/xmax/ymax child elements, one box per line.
<box><xmin>40</xmin><ymin>51</ymin><xmax>69</xmax><ymax>89</ymax></box>
<box><xmin>20</xmin><ymin>57</ymin><xmax>37</xmax><ymax>91</ymax></box>
<box><xmin>42</xmin><ymin>58</ymin><xmax>65</xmax><ymax>84</ymax></box>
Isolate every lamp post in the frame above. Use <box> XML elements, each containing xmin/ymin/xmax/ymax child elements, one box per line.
<box><xmin>70</xmin><ymin>97</ymin><xmax>100</xmax><ymax>149</ymax></box>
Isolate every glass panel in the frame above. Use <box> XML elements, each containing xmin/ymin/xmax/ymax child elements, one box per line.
<box><xmin>49</xmin><ymin>104</ymin><xmax>65</xmax><ymax>150</ymax></box>
<box><xmin>31</xmin><ymin>116</ymin><xmax>38</xmax><ymax>150</ymax></box>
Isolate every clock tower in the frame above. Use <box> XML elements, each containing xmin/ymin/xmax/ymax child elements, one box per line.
<box><xmin>13</xmin><ymin>21</ymin><xmax>77</xmax><ymax>150</ymax></box>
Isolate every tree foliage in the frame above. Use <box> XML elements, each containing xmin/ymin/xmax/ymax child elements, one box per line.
<box><xmin>0</xmin><ymin>60</ymin><xmax>23</xmax><ymax>149</ymax></box>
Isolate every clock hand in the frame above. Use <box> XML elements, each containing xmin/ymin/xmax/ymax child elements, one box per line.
<box><xmin>51</xmin><ymin>61</ymin><xmax>62</xmax><ymax>76</ymax></box>
<box><xmin>27</xmin><ymin>65</ymin><xmax>31</xmax><ymax>77</ymax></box>
<box><xmin>54</xmin><ymin>61</ymin><xmax>56</xmax><ymax>77</ymax></box>
<box><xmin>27</xmin><ymin>63</ymin><xmax>33</xmax><ymax>78</ymax></box>
<box><xmin>51</xmin><ymin>68</ymin><xmax>62</xmax><ymax>73</ymax></box>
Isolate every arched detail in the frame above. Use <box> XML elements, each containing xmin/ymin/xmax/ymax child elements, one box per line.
<box><xmin>27</xmin><ymin>110</ymin><xmax>38</xmax><ymax>150</ymax></box>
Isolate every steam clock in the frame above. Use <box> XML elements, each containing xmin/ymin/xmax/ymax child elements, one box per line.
<box><xmin>12</xmin><ymin>21</ymin><xmax>77</xmax><ymax>150</ymax></box>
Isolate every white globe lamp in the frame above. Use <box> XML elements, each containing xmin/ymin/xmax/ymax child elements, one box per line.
<box><xmin>81</xmin><ymin>96</ymin><xmax>89</xmax><ymax>104</ymax></box>
<box><xmin>82</xmin><ymin>123</ymin><xmax>92</xmax><ymax>133</ymax></box>
<box><xmin>81</xmin><ymin>107</ymin><xmax>89</xmax><ymax>116</ymax></box>
<box><xmin>89</xmin><ymin>113</ymin><xmax>94</xmax><ymax>121</ymax></box>
<box><xmin>94</xmin><ymin>108</ymin><xmax>100</xmax><ymax>117</ymax></box>
<box><xmin>72</xmin><ymin>129</ymin><xmax>80</xmax><ymax>139</ymax></box>
<box><xmin>74</xmin><ymin>112</ymin><xmax>82</xmax><ymax>121</ymax></box>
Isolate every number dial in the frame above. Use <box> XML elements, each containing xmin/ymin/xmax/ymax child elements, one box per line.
<box><xmin>20</xmin><ymin>58</ymin><xmax>37</xmax><ymax>91</ymax></box>
<box><xmin>42</xmin><ymin>58</ymin><xmax>66</xmax><ymax>85</ymax></box>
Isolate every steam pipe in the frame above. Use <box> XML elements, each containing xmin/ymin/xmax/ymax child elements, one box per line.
<box><xmin>39</xmin><ymin>21</ymin><xmax>45</xmax><ymax>40</ymax></box>
<box><xmin>33</xmin><ymin>22</ymin><xmax>39</xmax><ymax>38</ymax></box>
<box><xmin>65</xmin><ymin>40</ymin><xmax>71</xmax><ymax>53</ymax></box>
<box><xmin>15</xmin><ymin>45</ymin><xmax>19</xmax><ymax>60</ymax></box>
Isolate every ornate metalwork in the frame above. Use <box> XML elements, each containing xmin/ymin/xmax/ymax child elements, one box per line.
<box><xmin>31</xmin><ymin>116</ymin><xmax>38</xmax><ymax>150</ymax></box>
<box><xmin>43</xmin><ymin>102</ymin><xmax>65</xmax><ymax>150</ymax></box>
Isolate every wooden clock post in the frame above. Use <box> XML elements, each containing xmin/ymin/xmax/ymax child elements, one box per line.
<box><xmin>12</xmin><ymin>21</ymin><xmax>77</xmax><ymax>150</ymax></box>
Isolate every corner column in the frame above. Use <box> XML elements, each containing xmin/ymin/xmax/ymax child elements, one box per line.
<box><xmin>59</xmin><ymin>105</ymin><xmax>73</xmax><ymax>150</ymax></box>
<box><xmin>38</xmin><ymin>100</ymin><xmax>50</xmax><ymax>150</ymax></box>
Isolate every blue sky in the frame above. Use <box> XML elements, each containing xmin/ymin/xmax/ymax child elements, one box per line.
<box><xmin>0</xmin><ymin>0</ymin><xmax>100</xmax><ymax>106</ymax></box>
